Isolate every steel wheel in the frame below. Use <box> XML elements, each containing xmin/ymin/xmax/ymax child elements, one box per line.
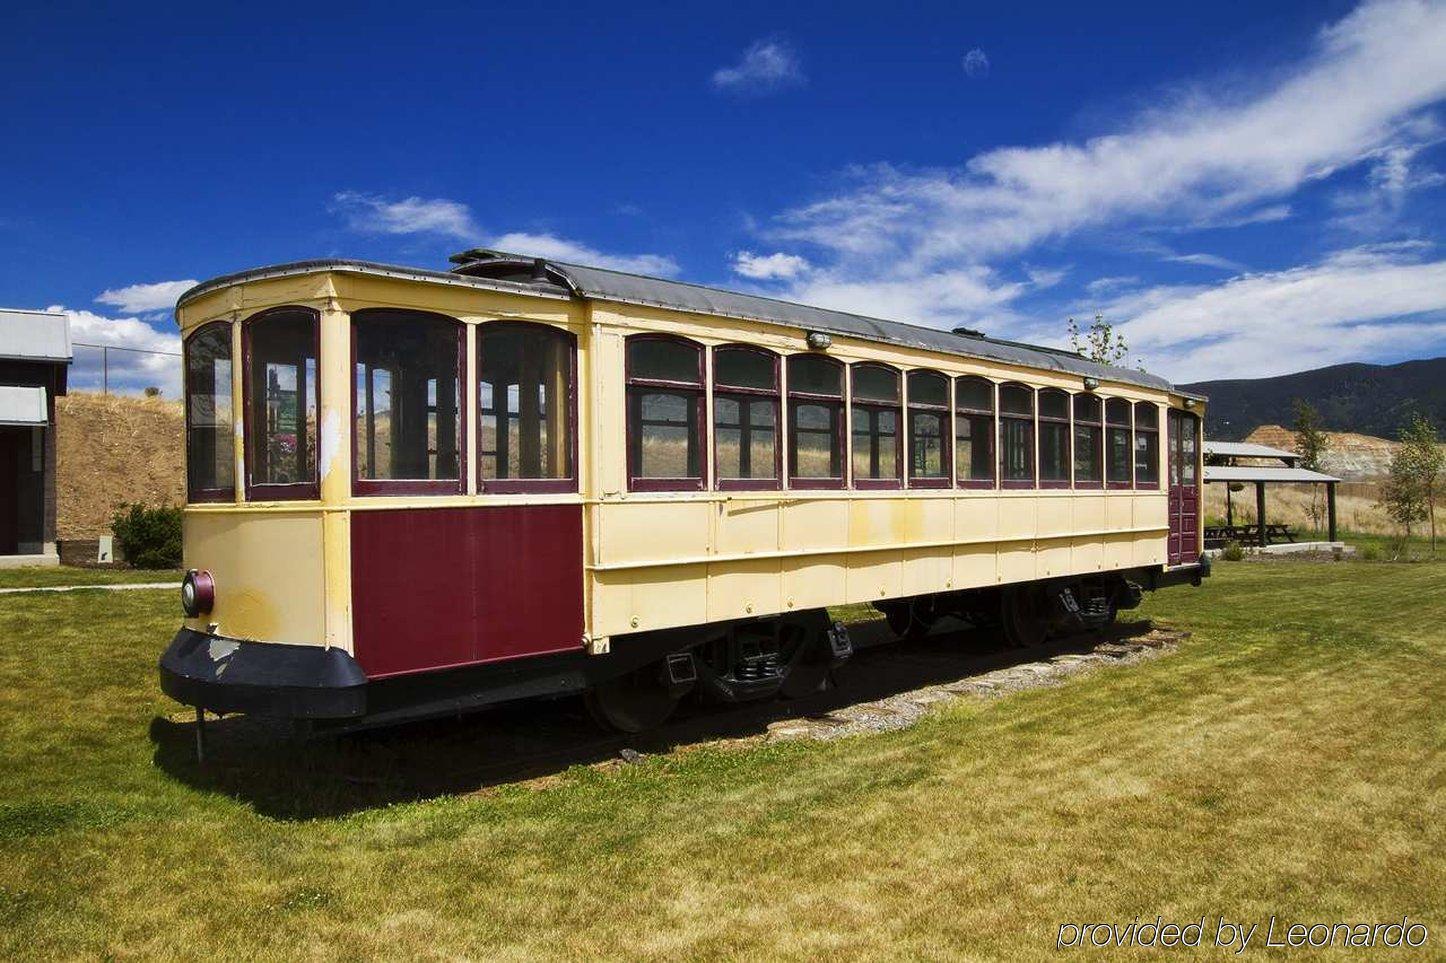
<box><xmin>584</xmin><ymin>662</ymin><xmax>681</xmax><ymax>733</ymax></box>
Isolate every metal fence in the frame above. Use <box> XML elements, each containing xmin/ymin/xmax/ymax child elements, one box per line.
<box><xmin>72</xmin><ymin>341</ymin><xmax>181</xmax><ymax>395</ymax></box>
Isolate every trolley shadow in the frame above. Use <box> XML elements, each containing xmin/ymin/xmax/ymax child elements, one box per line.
<box><xmin>150</xmin><ymin>619</ymin><xmax>1159</xmax><ymax>820</ymax></box>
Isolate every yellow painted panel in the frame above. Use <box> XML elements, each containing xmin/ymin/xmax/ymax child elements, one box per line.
<box><xmin>1071</xmin><ymin>536</ymin><xmax>1104</xmax><ymax>573</ymax></box>
<box><xmin>782</xmin><ymin>553</ymin><xmax>848</xmax><ymax>612</ymax></box>
<box><xmin>902</xmin><ymin>548</ymin><xmax>953</xmax><ymax>595</ymax></box>
<box><xmin>903</xmin><ymin>497</ymin><xmax>954</xmax><ymax>544</ymax></box>
<box><xmin>596</xmin><ymin>500</ymin><xmax>711</xmax><ymax>566</ymax></box>
<box><xmin>1037</xmin><ymin>536</ymin><xmax>1072</xmax><ymax>578</ymax></box>
<box><xmin>1105</xmin><ymin>495</ymin><xmax>1133</xmax><ymax>532</ymax></box>
<box><xmin>1103</xmin><ymin>533</ymin><xmax>1133</xmax><ymax>569</ymax></box>
<box><xmin>182</xmin><ymin>511</ymin><xmax>325</xmax><ymax>645</ymax></box>
<box><xmin>845</xmin><ymin>551</ymin><xmax>903</xmax><ymax>604</ymax></box>
<box><xmin>781</xmin><ymin>499</ymin><xmax>848</xmax><ymax>552</ymax></box>
<box><xmin>598</xmin><ymin>566</ymin><xmax>709</xmax><ymax>636</ymax></box>
<box><xmin>998</xmin><ymin>497</ymin><xmax>1036</xmax><ymax>540</ymax></box>
<box><xmin>707</xmin><ymin>558</ymin><xmax>783</xmax><ymax>622</ymax></box>
<box><xmin>1072</xmin><ymin>495</ymin><xmax>1106</xmax><ymax>535</ymax></box>
<box><xmin>1037</xmin><ymin>498</ymin><xmax>1072</xmax><ymax>539</ymax></box>
<box><xmin>1134</xmin><ymin>534</ymin><xmax>1165</xmax><ymax>567</ymax></box>
<box><xmin>1134</xmin><ymin>494</ymin><xmax>1167</xmax><ymax>531</ymax></box>
<box><xmin>999</xmin><ymin>542</ymin><xmax>1037</xmax><ymax>584</ymax></box>
<box><xmin>954</xmin><ymin>497</ymin><xmax>998</xmax><ymax>542</ymax></box>
<box><xmin>716</xmin><ymin>500</ymin><xmax>781</xmax><ymax>556</ymax></box>
<box><xmin>953</xmin><ymin>543</ymin><xmax>998</xmax><ymax>588</ymax></box>
<box><xmin>849</xmin><ymin>499</ymin><xmax>905</xmax><ymax>548</ymax></box>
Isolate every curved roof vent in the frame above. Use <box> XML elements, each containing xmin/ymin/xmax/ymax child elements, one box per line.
<box><xmin>951</xmin><ymin>325</ymin><xmax>986</xmax><ymax>338</ymax></box>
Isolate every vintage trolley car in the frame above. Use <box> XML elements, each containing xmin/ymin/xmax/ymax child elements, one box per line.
<box><xmin>160</xmin><ymin>250</ymin><xmax>1207</xmax><ymax>732</ymax></box>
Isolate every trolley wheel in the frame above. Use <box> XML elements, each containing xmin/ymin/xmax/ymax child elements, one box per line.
<box><xmin>778</xmin><ymin>611</ymin><xmax>835</xmax><ymax>699</ymax></box>
<box><xmin>584</xmin><ymin>662</ymin><xmax>681</xmax><ymax>733</ymax></box>
<box><xmin>879</xmin><ymin>599</ymin><xmax>936</xmax><ymax>640</ymax></box>
<box><xmin>1001</xmin><ymin>584</ymin><xmax>1050</xmax><ymax>648</ymax></box>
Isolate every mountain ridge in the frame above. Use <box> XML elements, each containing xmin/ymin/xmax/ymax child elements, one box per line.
<box><xmin>1179</xmin><ymin>357</ymin><xmax>1446</xmax><ymax>441</ymax></box>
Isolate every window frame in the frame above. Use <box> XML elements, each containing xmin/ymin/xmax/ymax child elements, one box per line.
<box><xmin>349</xmin><ymin>308</ymin><xmax>466</xmax><ymax>497</ymax></box>
<box><xmin>1072</xmin><ymin>393</ymin><xmax>1104</xmax><ymax>490</ymax></box>
<box><xmin>711</xmin><ymin>344</ymin><xmax>781</xmax><ymax>491</ymax></box>
<box><xmin>906</xmin><ymin>369</ymin><xmax>952</xmax><ymax>489</ymax></box>
<box><xmin>184</xmin><ymin>319</ymin><xmax>236</xmax><ymax>503</ymax></box>
<box><xmin>1037</xmin><ymin>387</ymin><xmax>1072</xmax><ymax>490</ymax></box>
<box><xmin>475</xmin><ymin>320</ymin><xmax>579</xmax><ymax>495</ymax></box>
<box><xmin>954</xmin><ymin>375</ymin><xmax>996</xmax><ymax>490</ymax></box>
<box><xmin>998</xmin><ymin>381</ymin><xmax>1036</xmax><ymax>490</ymax></box>
<box><xmin>242</xmin><ymin>305</ymin><xmax>321</xmax><ymax>502</ymax></box>
<box><xmin>1133</xmin><ymin>401</ymin><xmax>1161</xmax><ymax>490</ymax></box>
<box><xmin>1105</xmin><ymin>397</ymin><xmax>1134</xmax><ymax>490</ymax></box>
<box><xmin>849</xmin><ymin>362</ymin><xmax>904</xmax><ymax>490</ymax></box>
<box><xmin>786</xmin><ymin>354</ymin><xmax>846</xmax><ymax>490</ymax></box>
<box><xmin>626</xmin><ymin>333</ymin><xmax>707</xmax><ymax>493</ymax></box>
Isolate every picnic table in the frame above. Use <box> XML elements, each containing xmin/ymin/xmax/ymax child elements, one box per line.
<box><xmin>1204</xmin><ymin>523</ymin><xmax>1295</xmax><ymax>548</ymax></box>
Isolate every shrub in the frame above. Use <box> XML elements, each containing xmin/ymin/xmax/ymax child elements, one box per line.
<box><xmin>1359</xmin><ymin>543</ymin><xmax>1380</xmax><ymax>562</ymax></box>
<box><xmin>111</xmin><ymin>504</ymin><xmax>182</xmax><ymax>569</ymax></box>
<box><xmin>1220</xmin><ymin>540</ymin><xmax>1245</xmax><ymax>562</ymax></box>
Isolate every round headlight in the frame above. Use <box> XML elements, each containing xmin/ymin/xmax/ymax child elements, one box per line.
<box><xmin>181</xmin><ymin>569</ymin><xmax>215</xmax><ymax>618</ymax></box>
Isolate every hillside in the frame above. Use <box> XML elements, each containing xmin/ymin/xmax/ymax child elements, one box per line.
<box><xmin>1244</xmin><ymin>424</ymin><xmax>1397</xmax><ymax>481</ymax></box>
<box><xmin>1180</xmin><ymin>357</ymin><xmax>1446</xmax><ymax>440</ymax></box>
<box><xmin>56</xmin><ymin>392</ymin><xmax>184</xmax><ymax>539</ymax></box>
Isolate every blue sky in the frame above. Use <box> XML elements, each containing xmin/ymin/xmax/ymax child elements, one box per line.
<box><xmin>3</xmin><ymin>0</ymin><xmax>1445</xmax><ymax>394</ymax></box>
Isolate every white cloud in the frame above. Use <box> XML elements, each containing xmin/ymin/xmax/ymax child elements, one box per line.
<box><xmin>1163</xmin><ymin>252</ymin><xmax>1247</xmax><ymax>271</ymax></box>
<box><xmin>1331</xmin><ymin>142</ymin><xmax>1446</xmax><ymax>231</ymax></box>
<box><xmin>771</xmin><ymin>0</ymin><xmax>1446</xmax><ymax>271</ymax></box>
<box><xmin>962</xmin><ymin>48</ymin><xmax>990</xmax><ymax>78</ymax></box>
<box><xmin>1085</xmin><ymin>275</ymin><xmax>1142</xmax><ymax>296</ymax></box>
<box><xmin>95</xmin><ymin>280</ymin><xmax>198</xmax><ymax>314</ymax></box>
<box><xmin>711</xmin><ymin>39</ymin><xmax>804</xmax><ymax>93</ymax></box>
<box><xmin>1103</xmin><ymin>244</ymin><xmax>1446</xmax><ymax>379</ymax></box>
<box><xmin>331</xmin><ymin>191</ymin><xmax>478</xmax><ymax>238</ymax></box>
<box><xmin>489</xmin><ymin>232</ymin><xmax>680</xmax><ymax>276</ymax></box>
<box><xmin>732</xmin><ymin>250</ymin><xmax>811</xmax><ymax>280</ymax></box>
<box><xmin>52</xmin><ymin>305</ymin><xmax>182</xmax><ymax>397</ymax></box>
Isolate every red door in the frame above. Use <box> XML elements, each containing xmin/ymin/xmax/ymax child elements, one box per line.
<box><xmin>1167</xmin><ymin>411</ymin><xmax>1200</xmax><ymax>565</ymax></box>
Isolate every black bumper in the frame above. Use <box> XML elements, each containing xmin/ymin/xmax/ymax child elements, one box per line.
<box><xmin>159</xmin><ymin>629</ymin><xmax>368</xmax><ymax>719</ymax></box>
<box><xmin>1146</xmin><ymin>555</ymin><xmax>1212</xmax><ymax>590</ymax></box>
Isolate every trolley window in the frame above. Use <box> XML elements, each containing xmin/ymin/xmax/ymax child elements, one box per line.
<box><xmin>478</xmin><ymin>322</ymin><xmax>576</xmax><ymax>493</ymax></box>
<box><xmin>627</xmin><ymin>335</ymin><xmax>705</xmax><ymax>490</ymax></box>
<box><xmin>1106</xmin><ymin>398</ymin><xmax>1133</xmax><ymax>488</ymax></box>
<box><xmin>1072</xmin><ymin>394</ymin><xmax>1103</xmax><ymax>488</ymax></box>
<box><xmin>1134</xmin><ymin>401</ymin><xmax>1160</xmax><ymax>488</ymax></box>
<box><xmin>244</xmin><ymin>307</ymin><xmax>319</xmax><ymax>500</ymax></box>
<box><xmin>353</xmin><ymin>310</ymin><xmax>463</xmax><ymax>494</ymax></box>
<box><xmin>851</xmin><ymin>363</ymin><xmax>902</xmax><ymax>488</ymax></box>
<box><xmin>955</xmin><ymin>376</ymin><xmax>995</xmax><ymax>489</ymax></box>
<box><xmin>907</xmin><ymin>370</ymin><xmax>950</xmax><ymax>487</ymax></box>
<box><xmin>713</xmin><ymin>346</ymin><xmax>779</xmax><ymax>490</ymax></box>
<box><xmin>185</xmin><ymin>320</ymin><xmax>234</xmax><ymax>501</ymax></box>
<box><xmin>999</xmin><ymin>382</ymin><xmax>1034</xmax><ymax>488</ymax></box>
<box><xmin>1039</xmin><ymin>388</ymin><xmax>1071</xmax><ymax>488</ymax></box>
<box><xmin>787</xmin><ymin>354</ymin><xmax>844</xmax><ymax>488</ymax></box>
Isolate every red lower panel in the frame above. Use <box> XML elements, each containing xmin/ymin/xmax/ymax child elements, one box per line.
<box><xmin>350</xmin><ymin>506</ymin><xmax>584</xmax><ymax>678</ymax></box>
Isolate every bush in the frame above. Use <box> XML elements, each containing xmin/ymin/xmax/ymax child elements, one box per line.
<box><xmin>1360</xmin><ymin>543</ymin><xmax>1380</xmax><ymax>562</ymax></box>
<box><xmin>111</xmin><ymin>504</ymin><xmax>182</xmax><ymax>569</ymax></box>
<box><xmin>1220</xmin><ymin>540</ymin><xmax>1245</xmax><ymax>562</ymax></box>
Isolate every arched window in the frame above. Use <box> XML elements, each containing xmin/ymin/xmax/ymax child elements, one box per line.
<box><xmin>907</xmin><ymin>370</ymin><xmax>950</xmax><ymax>487</ymax></box>
<box><xmin>1073</xmin><ymin>394</ymin><xmax>1103</xmax><ymax>488</ymax></box>
<box><xmin>1039</xmin><ymin>389</ymin><xmax>1071</xmax><ymax>488</ymax></box>
<box><xmin>999</xmin><ymin>383</ymin><xmax>1035</xmax><ymax>488</ymax></box>
<box><xmin>1106</xmin><ymin>398</ymin><xmax>1133</xmax><ymax>489</ymax></box>
<box><xmin>851</xmin><ymin>363</ymin><xmax>902</xmax><ymax>488</ymax></box>
<box><xmin>185</xmin><ymin>320</ymin><xmax>234</xmax><ymax>502</ymax></box>
<box><xmin>1134</xmin><ymin>401</ymin><xmax>1160</xmax><ymax>488</ymax></box>
<box><xmin>955</xmin><ymin>376</ymin><xmax>995</xmax><ymax>488</ymax></box>
<box><xmin>788</xmin><ymin>354</ymin><xmax>844</xmax><ymax>488</ymax></box>
<box><xmin>353</xmin><ymin>309</ymin><xmax>463</xmax><ymax>494</ymax></box>
<box><xmin>478</xmin><ymin>322</ymin><xmax>576</xmax><ymax>493</ymax></box>
<box><xmin>713</xmin><ymin>346</ymin><xmax>779</xmax><ymax>489</ymax></box>
<box><xmin>626</xmin><ymin>335</ymin><xmax>705</xmax><ymax>490</ymax></box>
<box><xmin>245</xmin><ymin>307</ymin><xmax>319</xmax><ymax>500</ymax></box>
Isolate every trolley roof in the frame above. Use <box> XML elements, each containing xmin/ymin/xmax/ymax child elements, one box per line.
<box><xmin>177</xmin><ymin>252</ymin><xmax>1204</xmax><ymax>399</ymax></box>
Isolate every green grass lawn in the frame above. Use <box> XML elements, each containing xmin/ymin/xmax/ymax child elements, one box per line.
<box><xmin>0</xmin><ymin>566</ymin><xmax>182</xmax><ymax>589</ymax></box>
<box><xmin>1</xmin><ymin>563</ymin><xmax>1442</xmax><ymax>959</ymax></box>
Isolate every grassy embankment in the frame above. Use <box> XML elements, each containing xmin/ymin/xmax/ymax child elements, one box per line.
<box><xmin>0</xmin><ymin>562</ymin><xmax>1441</xmax><ymax>959</ymax></box>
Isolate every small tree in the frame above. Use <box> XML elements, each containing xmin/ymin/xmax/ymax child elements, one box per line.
<box><xmin>143</xmin><ymin>386</ymin><xmax>162</xmax><ymax>397</ymax></box>
<box><xmin>1398</xmin><ymin>415</ymin><xmax>1443</xmax><ymax>556</ymax></box>
<box><xmin>1067</xmin><ymin>314</ymin><xmax>1131</xmax><ymax>366</ymax></box>
<box><xmin>1292</xmin><ymin>399</ymin><xmax>1330</xmax><ymax>535</ymax></box>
